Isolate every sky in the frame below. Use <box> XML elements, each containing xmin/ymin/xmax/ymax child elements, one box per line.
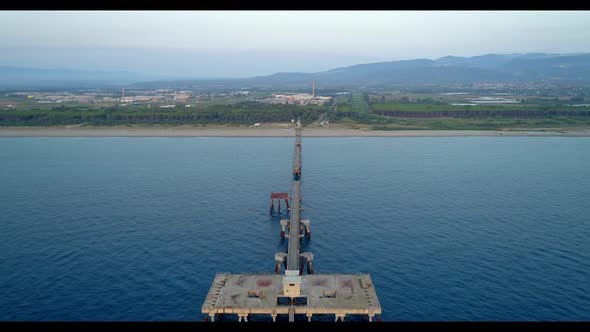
<box><xmin>1</xmin><ymin>11</ymin><xmax>590</xmax><ymax>79</ymax></box>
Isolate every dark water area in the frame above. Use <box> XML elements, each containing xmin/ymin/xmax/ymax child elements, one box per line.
<box><xmin>1</xmin><ymin>137</ymin><xmax>589</xmax><ymax>321</ymax></box>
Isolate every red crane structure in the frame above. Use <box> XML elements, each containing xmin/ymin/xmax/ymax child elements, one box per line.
<box><xmin>270</xmin><ymin>192</ymin><xmax>290</xmax><ymax>215</ymax></box>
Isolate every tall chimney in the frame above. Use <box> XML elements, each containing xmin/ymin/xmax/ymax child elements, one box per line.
<box><xmin>122</xmin><ymin>88</ymin><xmax>125</xmax><ymax>99</ymax></box>
<box><xmin>312</xmin><ymin>80</ymin><xmax>316</xmax><ymax>97</ymax></box>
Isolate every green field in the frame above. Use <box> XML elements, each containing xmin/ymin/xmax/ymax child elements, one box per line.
<box><xmin>370</xmin><ymin>117</ymin><xmax>590</xmax><ymax>131</ymax></box>
<box><xmin>370</xmin><ymin>103</ymin><xmax>590</xmax><ymax>112</ymax></box>
<box><xmin>328</xmin><ymin>95</ymin><xmax>590</xmax><ymax>130</ymax></box>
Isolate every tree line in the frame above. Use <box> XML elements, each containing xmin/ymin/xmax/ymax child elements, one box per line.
<box><xmin>0</xmin><ymin>103</ymin><xmax>327</xmax><ymax>126</ymax></box>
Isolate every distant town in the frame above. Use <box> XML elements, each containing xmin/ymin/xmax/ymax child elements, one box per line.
<box><xmin>1</xmin><ymin>81</ymin><xmax>334</xmax><ymax>111</ymax></box>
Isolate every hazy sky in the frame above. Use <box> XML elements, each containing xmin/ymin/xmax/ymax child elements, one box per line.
<box><xmin>1</xmin><ymin>11</ymin><xmax>590</xmax><ymax>78</ymax></box>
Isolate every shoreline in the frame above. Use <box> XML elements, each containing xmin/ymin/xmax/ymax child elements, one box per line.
<box><xmin>2</xmin><ymin>126</ymin><xmax>590</xmax><ymax>137</ymax></box>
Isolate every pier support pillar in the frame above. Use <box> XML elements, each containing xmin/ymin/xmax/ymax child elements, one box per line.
<box><xmin>307</xmin><ymin>313</ymin><xmax>313</xmax><ymax>322</ymax></box>
<box><xmin>369</xmin><ymin>315</ymin><xmax>374</xmax><ymax>322</ymax></box>
<box><xmin>238</xmin><ymin>314</ymin><xmax>248</xmax><ymax>322</ymax></box>
<box><xmin>301</xmin><ymin>253</ymin><xmax>314</xmax><ymax>275</ymax></box>
<box><xmin>280</xmin><ymin>219</ymin><xmax>289</xmax><ymax>239</ymax></box>
<box><xmin>275</xmin><ymin>252</ymin><xmax>287</xmax><ymax>274</ymax></box>
<box><xmin>301</xmin><ymin>219</ymin><xmax>311</xmax><ymax>238</ymax></box>
<box><xmin>271</xmin><ymin>313</ymin><xmax>277</xmax><ymax>322</ymax></box>
<box><xmin>209</xmin><ymin>314</ymin><xmax>215</xmax><ymax>322</ymax></box>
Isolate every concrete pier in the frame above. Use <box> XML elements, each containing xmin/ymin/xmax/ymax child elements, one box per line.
<box><xmin>202</xmin><ymin>273</ymin><xmax>381</xmax><ymax>321</ymax></box>
<box><xmin>202</xmin><ymin>118</ymin><xmax>381</xmax><ymax>322</ymax></box>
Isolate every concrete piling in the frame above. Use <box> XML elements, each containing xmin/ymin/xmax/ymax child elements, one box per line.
<box><xmin>280</xmin><ymin>219</ymin><xmax>289</xmax><ymax>239</ymax></box>
<box><xmin>301</xmin><ymin>253</ymin><xmax>314</xmax><ymax>275</ymax></box>
<box><xmin>301</xmin><ymin>219</ymin><xmax>311</xmax><ymax>238</ymax></box>
<box><xmin>275</xmin><ymin>252</ymin><xmax>287</xmax><ymax>274</ymax></box>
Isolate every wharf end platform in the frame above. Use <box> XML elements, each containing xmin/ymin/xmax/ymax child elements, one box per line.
<box><xmin>202</xmin><ymin>273</ymin><xmax>381</xmax><ymax>322</ymax></box>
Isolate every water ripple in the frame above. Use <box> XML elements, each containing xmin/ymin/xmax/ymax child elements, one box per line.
<box><xmin>0</xmin><ymin>137</ymin><xmax>589</xmax><ymax>321</ymax></box>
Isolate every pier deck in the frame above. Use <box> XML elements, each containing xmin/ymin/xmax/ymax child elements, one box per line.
<box><xmin>201</xmin><ymin>118</ymin><xmax>381</xmax><ymax>322</ymax></box>
<box><xmin>202</xmin><ymin>273</ymin><xmax>381</xmax><ymax>321</ymax></box>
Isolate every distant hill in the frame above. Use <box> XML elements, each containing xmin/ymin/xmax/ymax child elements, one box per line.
<box><xmin>131</xmin><ymin>53</ymin><xmax>590</xmax><ymax>90</ymax></box>
<box><xmin>4</xmin><ymin>53</ymin><xmax>590</xmax><ymax>90</ymax></box>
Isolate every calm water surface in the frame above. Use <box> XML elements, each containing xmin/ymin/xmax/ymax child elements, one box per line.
<box><xmin>1</xmin><ymin>137</ymin><xmax>589</xmax><ymax>321</ymax></box>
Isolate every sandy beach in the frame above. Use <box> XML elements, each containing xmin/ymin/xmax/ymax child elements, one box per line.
<box><xmin>1</xmin><ymin>125</ymin><xmax>590</xmax><ymax>137</ymax></box>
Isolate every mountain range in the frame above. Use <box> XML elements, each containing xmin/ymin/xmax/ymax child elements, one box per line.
<box><xmin>132</xmin><ymin>53</ymin><xmax>590</xmax><ymax>90</ymax></box>
<box><xmin>2</xmin><ymin>53</ymin><xmax>590</xmax><ymax>89</ymax></box>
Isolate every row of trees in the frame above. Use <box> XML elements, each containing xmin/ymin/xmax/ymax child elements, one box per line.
<box><xmin>373</xmin><ymin>109</ymin><xmax>590</xmax><ymax>119</ymax></box>
<box><xmin>0</xmin><ymin>103</ymin><xmax>327</xmax><ymax>126</ymax></box>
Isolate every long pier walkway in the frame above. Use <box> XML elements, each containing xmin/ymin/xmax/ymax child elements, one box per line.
<box><xmin>286</xmin><ymin>121</ymin><xmax>302</xmax><ymax>275</ymax></box>
<box><xmin>202</xmin><ymin>119</ymin><xmax>381</xmax><ymax>322</ymax></box>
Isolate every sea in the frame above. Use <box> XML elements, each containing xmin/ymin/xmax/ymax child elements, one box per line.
<box><xmin>1</xmin><ymin>137</ymin><xmax>589</xmax><ymax>321</ymax></box>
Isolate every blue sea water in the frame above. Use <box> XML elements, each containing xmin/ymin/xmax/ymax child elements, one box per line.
<box><xmin>0</xmin><ymin>137</ymin><xmax>589</xmax><ymax>321</ymax></box>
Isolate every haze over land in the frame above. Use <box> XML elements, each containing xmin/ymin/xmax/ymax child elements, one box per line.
<box><xmin>2</xmin><ymin>53</ymin><xmax>590</xmax><ymax>89</ymax></box>
<box><xmin>1</xmin><ymin>11</ymin><xmax>590</xmax><ymax>82</ymax></box>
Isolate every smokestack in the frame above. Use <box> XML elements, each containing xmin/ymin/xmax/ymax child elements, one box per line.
<box><xmin>312</xmin><ymin>80</ymin><xmax>316</xmax><ymax>97</ymax></box>
<box><xmin>122</xmin><ymin>88</ymin><xmax>125</xmax><ymax>99</ymax></box>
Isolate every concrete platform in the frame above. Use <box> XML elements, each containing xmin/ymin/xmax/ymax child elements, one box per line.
<box><xmin>202</xmin><ymin>273</ymin><xmax>381</xmax><ymax>322</ymax></box>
